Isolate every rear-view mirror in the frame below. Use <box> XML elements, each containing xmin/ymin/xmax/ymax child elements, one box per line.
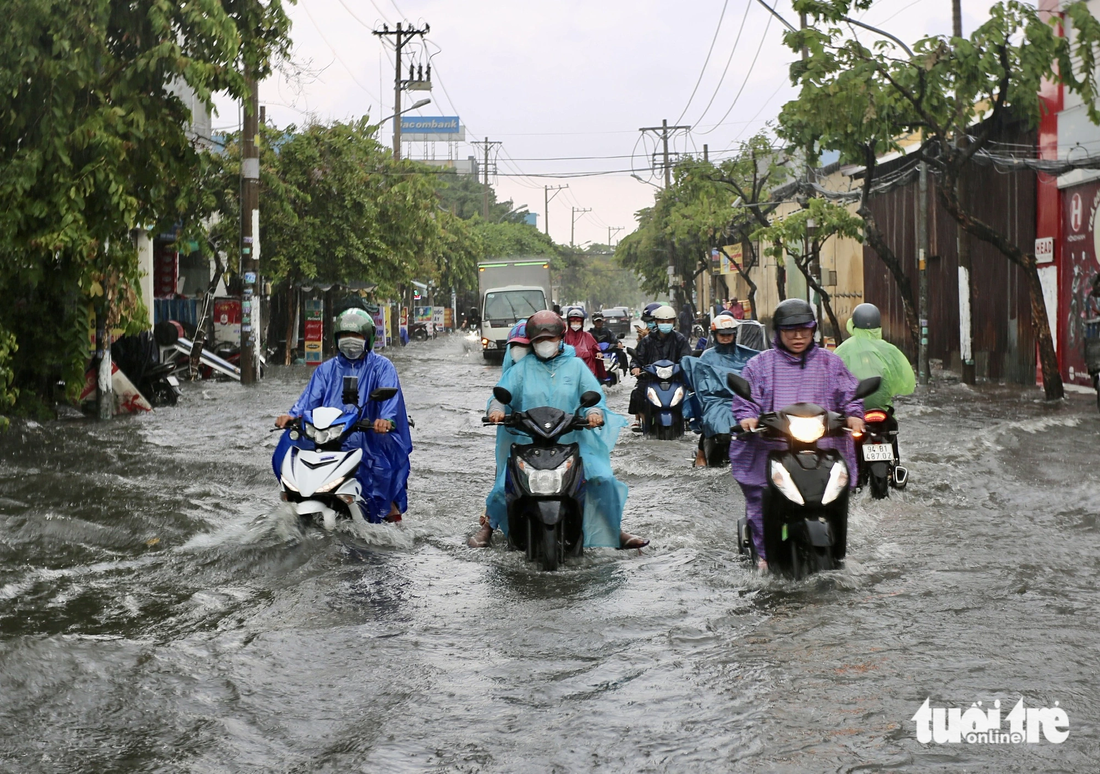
<box><xmin>369</xmin><ymin>387</ymin><xmax>398</xmax><ymax>402</ymax></box>
<box><xmin>579</xmin><ymin>390</ymin><xmax>601</xmax><ymax>409</ymax></box>
<box><xmin>853</xmin><ymin>377</ymin><xmax>882</xmax><ymax>401</ymax></box>
<box><xmin>493</xmin><ymin>386</ymin><xmax>513</xmax><ymax>405</ymax></box>
<box><xmin>726</xmin><ymin>373</ymin><xmax>754</xmax><ymax>402</ymax></box>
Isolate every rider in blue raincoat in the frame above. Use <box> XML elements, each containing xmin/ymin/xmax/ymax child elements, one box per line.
<box><xmin>274</xmin><ymin>308</ymin><xmax>412</xmax><ymax>522</ymax></box>
<box><xmin>682</xmin><ymin>312</ymin><xmax>759</xmax><ymax>466</ymax></box>
<box><xmin>468</xmin><ymin>310</ymin><xmax>647</xmax><ymax>550</ymax></box>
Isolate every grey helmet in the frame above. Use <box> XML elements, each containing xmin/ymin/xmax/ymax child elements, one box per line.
<box><xmin>771</xmin><ymin>298</ymin><xmax>816</xmax><ymax>335</ymax></box>
<box><xmin>850</xmin><ymin>303</ymin><xmax>881</xmax><ymax>329</ymax></box>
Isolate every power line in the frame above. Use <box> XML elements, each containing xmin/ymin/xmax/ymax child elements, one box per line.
<box><xmin>690</xmin><ymin>0</ymin><xmax>754</xmax><ymax>128</ymax></box>
<box><xmin>299</xmin><ymin>2</ymin><xmax>383</xmax><ymax>104</ymax></box>
<box><xmin>674</xmin><ymin>0</ymin><xmax>732</xmax><ymax>126</ymax></box>
<box><xmin>696</xmin><ymin>5</ymin><xmax>775</xmax><ymax>135</ymax></box>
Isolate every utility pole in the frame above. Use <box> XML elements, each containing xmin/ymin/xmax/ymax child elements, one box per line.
<box><xmin>240</xmin><ymin>72</ymin><xmax>260</xmax><ymax>384</ymax></box>
<box><xmin>544</xmin><ymin>184</ymin><xmax>568</xmax><ymax>236</ymax></box>
<box><xmin>953</xmin><ymin>0</ymin><xmax>975</xmax><ymax>383</ymax></box>
<box><xmin>473</xmin><ymin>138</ymin><xmax>501</xmax><ymax>218</ymax></box>
<box><xmin>373</xmin><ymin>21</ymin><xmax>430</xmax><ymax>161</ymax></box>
<box><xmin>571</xmin><ymin>207</ymin><xmax>591</xmax><ymax>248</ymax></box>
<box><xmin>639</xmin><ymin>119</ymin><xmax>691</xmax><ymax>302</ymax></box>
<box><xmin>608</xmin><ymin>226</ymin><xmax>624</xmax><ymax>247</ymax></box>
<box><xmin>918</xmin><ymin>161</ymin><xmax>930</xmax><ymax>385</ymax></box>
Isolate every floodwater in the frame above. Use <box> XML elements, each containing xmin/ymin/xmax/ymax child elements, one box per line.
<box><xmin>1</xmin><ymin>335</ymin><xmax>1099</xmax><ymax>772</ymax></box>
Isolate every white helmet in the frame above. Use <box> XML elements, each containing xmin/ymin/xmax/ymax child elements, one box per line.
<box><xmin>711</xmin><ymin>314</ymin><xmax>738</xmax><ymax>331</ymax></box>
<box><xmin>652</xmin><ymin>305</ymin><xmax>676</xmax><ymax>321</ymax></box>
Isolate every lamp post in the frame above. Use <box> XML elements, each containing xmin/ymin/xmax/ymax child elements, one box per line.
<box><xmin>381</xmin><ymin>98</ymin><xmax>431</xmax><ymax>153</ymax></box>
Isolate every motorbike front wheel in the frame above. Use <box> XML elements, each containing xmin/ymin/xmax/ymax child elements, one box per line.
<box><xmin>538</xmin><ymin>521</ymin><xmax>562</xmax><ymax>571</ymax></box>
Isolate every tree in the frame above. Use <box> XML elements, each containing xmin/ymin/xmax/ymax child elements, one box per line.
<box><xmin>782</xmin><ymin>0</ymin><xmax>1100</xmax><ymax>399</ymax></box>
<box><xmin>0</xmin><ymin>0</ymin><xmax>291</xmax><ymax>413</ymax></box>
<box><xmin>435</xmin><ymin>170</ymin><xmax>524</xmax><ymax>222</ymax></box>
<box><xmin>752</xmin><ymin>197</ymin><xmax>866</xmax><ymax>340</ymax></box>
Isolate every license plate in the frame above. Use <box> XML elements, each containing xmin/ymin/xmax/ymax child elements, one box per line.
<box><xmin>862</xmin><ymin>443</ymin><xmax>894</xmax><ymax>462</ymax></box>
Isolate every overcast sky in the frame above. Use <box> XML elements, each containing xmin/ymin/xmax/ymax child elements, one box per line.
<box><xmin>214</xmin><ymin>0</ymin><xmax>991</xmax><ymax>248</ymax></box>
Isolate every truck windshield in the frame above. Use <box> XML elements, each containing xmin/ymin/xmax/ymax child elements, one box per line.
<box><xmin>484</xmin><ymin>290</ymin><xmax>545</xmax><ymax>323</ymax></box>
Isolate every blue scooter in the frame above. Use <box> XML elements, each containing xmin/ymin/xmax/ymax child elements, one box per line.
<box><xmin>638</xmin><ymin>359</ymin><xmax>687</xmax><ymax>440</ymax></box>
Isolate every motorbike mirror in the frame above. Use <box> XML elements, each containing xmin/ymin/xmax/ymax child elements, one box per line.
<box><xmin>726</xmin><ymin>373</ymin><xmax>754</xmax><ymax>402</ymax></box>
<box><xmin>853</xmin><ymin>376</ymin><xmax>882</xmax><ymax>400</ymax></box>
<box><xmin>579</xmin><ymin>390</ymin><xmax>601</xmax><ymax>409</ymax></box>
<box><xmin>369</xmin><ymin>387</ymin><xmax>397</xmax><ymax>402</ymax></box>
<box><xmin>493</xmin><ymin>386</ymin><xmax>513</xmax><ymax>405</ymax></box>
<box><xmin>625</xmin><ymin>347</ymin><xmax>637</xmax><ymax>357</ymax></box>
<box><xmin>342</xmin><ymin>376</ymin><xmax>359</xmax><ymax>405</ymax></box>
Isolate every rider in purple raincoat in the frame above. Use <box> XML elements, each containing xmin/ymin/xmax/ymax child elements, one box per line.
<box><xmin>730</xmin><ymin>299</ymin><xmax>864</xmax><ymax>571</ymax></box>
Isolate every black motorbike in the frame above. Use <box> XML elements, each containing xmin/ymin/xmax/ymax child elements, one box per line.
<box><xmin>853</xmin><ymin>406</ymin><xmax>908</xmax><ymax>499</ymax></box>
<box><xmin>729</xmin><ymin>373</ymin><xmax>881</xmax><ymax>580</ymax></box>
<box><xmin>484</xmin><ymin>386</ymin><xmax>601</xmax><ymax>571</ymax></box>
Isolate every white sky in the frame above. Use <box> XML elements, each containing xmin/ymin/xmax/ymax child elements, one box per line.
<box><xmin>213</xmin><ymin>0</ymin><xmax>991</xmax><ymax>248</ymax></box>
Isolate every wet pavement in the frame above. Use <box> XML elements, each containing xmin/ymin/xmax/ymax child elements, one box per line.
<box><xmin>2</xmin><ymin>334</ymin><xmax>1099</xmax><ymax>772</ymax></box>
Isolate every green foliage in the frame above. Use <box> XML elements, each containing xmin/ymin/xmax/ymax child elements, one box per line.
<box><xmin>0</xmin><ymin>322</ymin><xmax>17</xmax><ymax>428</ymax></box>
<box><xmin>556</xmin><ymin>245</ymin><xmax>642</xmax><ymax>310</ymax></box>
<box><xmin>435</xmin><ymin>170</ymin><xmax>524</xmax><ymax>222</ymax></box>
<box><xmin>754</xmin><ymin>198</ymin><xmax>864</xmax><ymax>259</ymax></box>
<box><xmin>0</xmin><ymin>0</ymin><xmax>292</xmax><ymax>407</ymax></box>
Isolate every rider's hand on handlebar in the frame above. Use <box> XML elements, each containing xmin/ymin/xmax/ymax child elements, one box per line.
<box><xmin>739</xmin><ymin>417</ymin><xmax>759</xmax><ymax>432</ymax></box>
<box><xmin>373</xmin><ymin>418</ymin><xmax>394</xmax><ymax>433</ymax></box>
<box><xmin>846</xmin><ymin>416</ymin><xmax>865</xmax><ymax>434</ymax></box>
<box><xmin>586</xmin><ymin>411</ymin><xmax>604</xmax><ymax>428</ymax></box>
<box><xmin>275</xmin><ymin>414</ymin><xmax>294</xmax><ymax>428</ymax></box>
<box><xmin>487</xmin><ymin>410</ymin><xmax>506</xmax><ymax>424</ymax></box>
<box><xmin>631</xmin><ymin>367</ymin><xmax>642</xmax><ymax>376</ymax></box>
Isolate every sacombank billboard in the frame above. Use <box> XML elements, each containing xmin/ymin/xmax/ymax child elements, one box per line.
<box><xmin>400</xmin><ymin>116</ymin><xmax>460</xmax><ymax>133</ymax></box>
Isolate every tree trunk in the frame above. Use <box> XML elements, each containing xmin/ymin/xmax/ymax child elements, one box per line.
<box><xmin>774</xmin><ymin>240</ymin><xmax>787</xmax><ymax>303</ymax></box>
<box><xmin>284</xmin><ymin>282</ymin><xmax>297</xmax><ymax>365</ymax></box>
<box><xmin>95</xmin><ymin>303</ymin><xmax>112</xmax><ymax>420</ymax></box>
<box><xmin>936</xmin><ymin>178</ymin><xmax>1064</xmax><ymax>400</ymax></box>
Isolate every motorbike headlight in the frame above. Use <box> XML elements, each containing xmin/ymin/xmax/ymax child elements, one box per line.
<box><xmin>518</xmin><ymin>457</ymin><xmax>573</xmax><ymax>496</ymax></box>
<box><xmin>281</xmin><ymin>477</ymin><xmax>299</xmax><ymax>493</ymax></box>
<box><xmin>670</xmin><ymin>386</ymin><xmax>685</xmax><ymax>406</ymax></box>
<box><xmin>770</xmin><ymin>460</ymin><xmax>805</xmax><ymax>505</ymax></box>
<box><xmin>646</xmin><ymin>387</ymin><xmax>661</xmax><ymax>406</ymax></box>
<box><xmin>315</xmin><ymin>475</ymin><xmax>347</xmax><ymax>494</ymax></box>
<box><xmin>309</xmin><ymin>425</ymin><xmax>345</xmax><ymax>444</ymax></box>
<box><xmin>788</xmin><ymin>414</ymin><xmax>825</xmax><ymax>443</ymax></box>
<box><xmin>821</xmin><ymin>461</ymin><xmax>849</xmax><ymax>505</ymax></box>
<box><xmin>656</xmin><ymin>365</ymin><xmax>674</xmax><ymax>380</ymax></box>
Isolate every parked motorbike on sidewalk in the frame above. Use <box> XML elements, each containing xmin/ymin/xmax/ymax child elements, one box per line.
<box><xmin>852</xmin><ymin>406</ymin><xmax>908</xmax><ymax>499</ymax></box>
<box><xmin>483</xmin><ymin>386</ymin><xmax>601</xmax><ymax>571</ymax></box>
<box><xmin>729</xmin><ymin>373</ymin><xmax>881</xmax><ymax>580</ymax></box>
<box><xmin>272</xmin><ymin>379</ymin><xmax>398</xmax><ymax>531</ymax></box>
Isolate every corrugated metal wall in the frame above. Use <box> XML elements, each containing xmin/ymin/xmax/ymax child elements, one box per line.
<box><xmin>862</xmin><ymin>127</ymin><xmax>1037</xmax><ymax>382</ymax></box>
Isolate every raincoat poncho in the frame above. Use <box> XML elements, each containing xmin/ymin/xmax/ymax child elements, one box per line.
<box><xmin>564</xmin><ymin>326</ymin><xmax>607</xmax><ymax>381</ymax></box>
<box><xmin>484</xmin><ymin>344</ymin><xmax>628</xmax><ymax>547</ymax></box>
<box><xmin>730</xmin><ymin>341</ymin><xmax>863</xmax><ymax>559</ymax></box>
<box><xmin>273</xmin><ymin>351</ymin><xmax>412</xmax><ymax>520</ymax></box>
<box><xmin>833</xmin><ymin>319</ymin><xmax>916</xmax><ymax>409</ymax></box>
<box><xmin>682</xmin><ymin>342</ymin><xmax>759</xmax><ymax>438</ymax></box>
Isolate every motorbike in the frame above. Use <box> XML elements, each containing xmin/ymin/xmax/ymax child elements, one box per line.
<box><xmin>852</xmin><ymin>406</ymin><xmax>908</xmax><ymax>499</ymax></box>
<box><xmin>598</xmin><ymin>342</ymin><xmax>628</xmax><ymax>386</ymax></box>
<box><xmin>273</xmin><ymin>378</ymin><xmax>398</xmax><ymax>531</ymax></box>
<box><xmin>637</xmin><ymin>359</ymin><xmax>687</xmax><ymax>440</ymax></box>
<box><xmin>728</xmin><ymin>372</ymin><xmax>881</xmax><ymax>580</ymax></box>
<box><xmin>482</xmin><ymin>386</ymin><xmax>601</xmax><ymax>571</ymax></box>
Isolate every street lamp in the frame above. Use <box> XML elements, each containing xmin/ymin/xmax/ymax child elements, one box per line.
<box><xmin>380</xmin><ymin>98</ymin><xmax>431</xmax><ymax>127</ymax></box>
<box><xmin>380</xmin><ymin>98</ymin><xmax>431</xmax><ymax>157</ymax></box>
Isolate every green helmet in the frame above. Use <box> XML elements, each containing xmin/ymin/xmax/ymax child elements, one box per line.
<box><xmin>334</xmin><ymin>308</ymin><xmax>375</xmax><ymax>349</ymax></box>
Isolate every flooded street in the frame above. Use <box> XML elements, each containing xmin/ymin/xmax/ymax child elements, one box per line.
<box><xmin>2</xmin><ymin>335</ymin><xmax>1099</xmax><ymax>772</ymax></box>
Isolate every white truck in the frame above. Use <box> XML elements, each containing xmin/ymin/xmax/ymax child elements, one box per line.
<box><xmin>477</xmin><ymin>257</ymin><xmax>553</xmax><ymax>361</ymax></box>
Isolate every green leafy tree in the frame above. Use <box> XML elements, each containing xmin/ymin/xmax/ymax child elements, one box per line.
<box><xmin>0</xmin><ymin>0</ymin><xmax>291</xmax><ymax>412</ymax></box>
<box><xmin>752</xmin><ymin>197</ymin><xmax>866</xmax><ymax>340</ymax></box>
<box><xmin>781</xmin><ymin>0</ymin><xmax>1100</xmax><ymax>398</ymax></box>
<box><xmin>435</xmin><ymin>170</ymin><xmax>524</xmax><ymax>222</ymax></box>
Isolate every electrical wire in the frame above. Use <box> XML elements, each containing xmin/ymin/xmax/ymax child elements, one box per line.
<box><xmin>299</xmin><ymin>2</ymin><xmax>383</xmax><ymax>104</ymax></box>
<box><xmin>695</xmin><ymin>6</ymin><xmax>775</xmax><ymax>135</ymax></box>
<box><xmin>334</xmin><ymin>0</ymin><xmax>389</xmax><ymax>28</ymax></box>
<box><xmin>674</xmin><ymin>0</ymin><xmax>732</xmax><ymax>126</ymax></box>
<box><xmin>690</xmin><ymin>0</ymin><xmax>754</xmax><ymax>128</ymax></box>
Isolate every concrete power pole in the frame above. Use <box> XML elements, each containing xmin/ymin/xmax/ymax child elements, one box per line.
<box><xmin>544</xmin><ymin>184</ymin><xmax>568</xmax><ymax>236</ymax></box>
<box><xmin>571</xmin><ymin>207</ymin><xmax>591</xmax><ymax>248</ymax></box>
<box><xmin>373</xmin><ymin>22</ymin><xmax>430</xmax><ymax>161</ymax></box>
<box><xmin>639</xmin><ymin>119</ymin><xmax>691</xmax><ymax>301</ymax></box>
<box><xmin>473</xmin><ymin>139</ymin><xmax>501</xmax><ymax>218</ymax></box>
<box><xmin>608</xmin><ymin>226</ymin><xmax>624</xmax><ymax>247</ymax></box>
<box><xmin>953</xmin><ymin>0</ymin><xmax>975</xmax><ymax>383</ymax></box>
<box><xmin>918</xmin><ymin>161</ymin><xmax>931</xmax><ymax>385</ymax></box>
<box><xmin>240</xmin><ymin>73</ymin><xmax>261</xmax><ymax>384</ymax></box>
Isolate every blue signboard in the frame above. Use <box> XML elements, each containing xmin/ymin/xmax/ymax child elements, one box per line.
<box><xmin>400</xmin><ymin>116</ymin><xmax>460</xmax><ymax>133</ymax></box>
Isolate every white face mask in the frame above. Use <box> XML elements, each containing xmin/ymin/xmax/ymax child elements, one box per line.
<box><xmin>511</xmin><ymin>345</ymin><xmax>529</xmax><ymax>363</ymax></box>
<box><xmin>569</xmin><ymin>322</ymin><xmax>582</xmax><ymax>331</ymax></box>
<box><xmin>534</xmin><ymin>340</ymin><xmax>560</xmax><ymax>359</ymax></box>
<box><xmin>338</xmin><ymin>337</ymin><xmax>366</xmax><ymax>360</ymax></box>
<box><xmin>657</xmin><ymin>322</ymin><xmax>674</xmax><ymax>334</ymax></box>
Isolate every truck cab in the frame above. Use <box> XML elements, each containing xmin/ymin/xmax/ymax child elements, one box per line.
<box><xmin>478</xmin><ymin>257</ymin><xmax>554</xmax><ymax>362</ymax></box>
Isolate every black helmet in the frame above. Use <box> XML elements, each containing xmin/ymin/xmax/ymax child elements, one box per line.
<box><xmin>641</xmin><ymin>302</ymin><xmax>662</xmax><ymax>322</ymax></box>
<box><xmin>851</xmin><ymin>303</ymin><xmax>881</xmax><ymax>329</ymax></box>
<box><xmin>772</xmin><ymin>298</ymin><xmax>816</xmax><ymax>335</ymax></box>
<box><xmin>524</xmin><ymin>310</ymin><xmax>565</xmax><ymax>342</ymax></box>
<box><xmin>591</xmin><ymin>310</ymin><xmax>604</xmax><ymax>321</ymax></box>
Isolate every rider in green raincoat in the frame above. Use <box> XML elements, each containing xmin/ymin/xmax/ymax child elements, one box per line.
<box><xmin>834</xmin><ymin>304</ymin><xmax>915</xmax><ymax>409</ymax></box>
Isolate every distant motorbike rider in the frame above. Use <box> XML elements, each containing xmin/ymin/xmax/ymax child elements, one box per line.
<box><xmin>686</xmin><ymin>312</ymin><xmax>748</xmax><ymax>467</ymax></box>
<box><xmin>274</xmin><ymin>308</ymin><xmax>413</xmax><ymax>522</ymax></box>
<box><xmin>628</xmin><ymin>304</ymin><xmax>692</xmax><ymax>425</ymax></box>
<box><xmin>731</xmin><ymin>299</ymin><xmax>865</xmax><ymax>571</ymax></box>
<box><xmin>468</xmin><ymin>310</ymin><xmax>648</xmax><ymax>550</ymax></box>
<box><xmin>563</xmin><ymin>306</ymin><xmax>607</xmax><ymax>382</ymax></box>
<box><xmin>834</xmin><ymin>303</ymin><xmax>915</xmax><ymax>411</ymax></box>
<box><xmin>589</xmin><ymin>311</ymin><xmax>619</xmax><ymax>348</ymax></box>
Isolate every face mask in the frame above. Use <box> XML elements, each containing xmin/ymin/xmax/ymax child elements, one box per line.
<box><xmin>646</xmin><ymin>321</ymin><xmax>657</xmax><ymax>331</ymax></box>
<box><xmin>534</xmin><ymin>340</ymin><xmax>560</xmax><ymax>359</ymax></box>
<box><xmin>338</xmin><ymin>337</ymin><xmax>366</xmax><ymax>360</ymax></box>
<box><xmin>569</xmin><ymin>322</ymin><xmax>582</xmax><ymax>331</ymax></box>
<box><xmin>511</xmin><ymin>345</ymin><xmax>529</xmax><ymax>363</ymax></box>
<box><xmin>657</xmin><ymin>323</ymin><xmax>674</xmax><ymax>334</ymax></box>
